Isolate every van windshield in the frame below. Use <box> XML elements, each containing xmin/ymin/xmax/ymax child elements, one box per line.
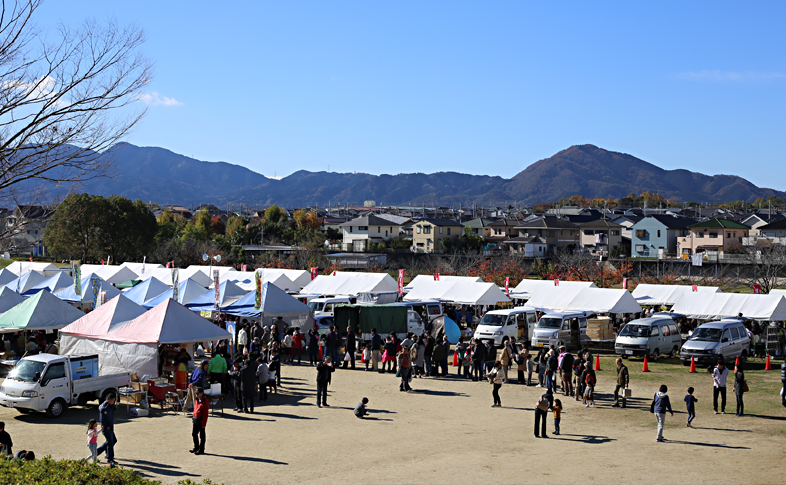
<box><xmin>479</xmin><ymin>314</ymin><xmax>506</xmax><ymax>326</ymax></box>
<box><xmin>619</xmin><ymin>325</ymin><xmax>649</xmax><ymax>338</ymax></box>
<box><xmin>690</xmin><ymin>327</ymin><xmax>722</xmax><ymax>342</ymax></box>
<box><xmin>308</xmin><ymin>302</ymin><xmax>324</xmax><ymax>312</ymax></box>
<box><xmin>537</xmin><ymin>317</ymin><xmax>562</xmax><ymax>329</ymax></box>
<box><xmin>7</xmin><ymin>360</ymin><xmax>46</xmax><ymax>382</ymax></box>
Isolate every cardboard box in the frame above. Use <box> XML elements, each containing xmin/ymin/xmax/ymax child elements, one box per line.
<box><xmin>130</xmin><ymin>373</ymin><xmax>139</xmax><ymax>382</ymax></box>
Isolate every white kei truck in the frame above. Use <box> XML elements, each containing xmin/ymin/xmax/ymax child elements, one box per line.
<box><xmin>0</xmin><ymin>353</ymin><xmax>130</xmax><ymax>418</ymax></box>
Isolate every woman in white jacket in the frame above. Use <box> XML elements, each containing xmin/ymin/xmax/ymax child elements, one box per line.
<box><xmin>485</xmin><ymin>361</ymin><xmax>504</xmax><ymax>407</ymax></box>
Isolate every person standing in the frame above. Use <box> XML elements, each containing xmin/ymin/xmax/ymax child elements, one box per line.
<box><xmin>370</xmin><ymin>328</ymin><xmax>382</xmax><ymax>372</ymax></box>
<box><xmin>685</xmin><ymin>387</ymin><xmax>698</xmax><ymax>427</ymax></box>
<box><xmin>0</xmin><ymin>422</ymin><xmax>13</xmax><ymax>457</ymax></box>
<box><xmin>255</xmin><ymin>357</ymin><xmax>269</xmax><ymax>403</ymax></box>
<box><xmin>397</xmin><ymin>347</ymin><xmax>412</xmax><ymax>392</ymax></box>
<box><xmin>237</xmin><ymin>325</ymin><xmax>248</xmax><ymax>354</ymax></box>
<box><xmin>546</xmin><ymin>349</ymin><xmax>558</xmax><ymax>393</ymax></box>
<box><xmin>308</xmin><ymin>329</ymin><xmax>319</xmax><ymax>366</ymax></box>
<box><xmin>412</xmin><ymin>336</ymin><xmax>425</xmax><ymax>378</ymax></box>
<box><xmin>240</xmin><ymin>358</ymin><xmax>258</xmax><ymax>413</ymax></box>
<box><xmin>486</xmin><ymin>361</ymin><xmax>503</xmax><ymax>407</ymax></box>
<box><xmin>559</xmin><ymin>347</ymin><xmax>574</xmax><ymax>396</ymax></box>
<box><xmin>316</xmin><ymin>356</ymin><xmax>335</xmax><ymax>407</ymax></box>
<box><xmin>96</xmin><ymin>393</ymin><xmax>117</xmax><ymax>467</ymax></box>
<box><xmin>484</xmin><ymin>341</ymin><xmax>497</xmax><ymax>375</ymax></box>
<box><xmin>498</xmin><ymin>338</ymin><xmax>513</xmax><ymax>383</ymax></box>
<box><xmin>734</xmin><ymin>365</ymin><xmax>746</xmax><ymax>417</ymax></box>
<box><xmin>712</xmin><ymin>362</ymin><xmax>729</xmax><ymax>414</ymax></box>
<box><xmin>189</xmin><ymin>387</ymin><xmax>209</xmax><ymax>455</ymax></box>
<box><xmin>553</xmin><ymin>399</ymin><xmax>563</xmax><ymax>435</ymax></box>
<box><xmin>424</xmin><ymin>335</ymin><xmax>435</xmax><ymax>376</ymax></box>
<box><xmin>471</xmin><ymin>339</ymin><xmax>486</xmax><ymax>382</ymax></box>
<box><xmin>344</xmin><ymin>327</ymin><xmax>356</xmax><ymax>369</ymax></box>
<box><xmin>652</xmin><ymin>384</ymin><xmax>673</xmax><ymax>442</ymax></box>
<box><xmin>292</xmin><ymin>329</ymin><xmax>304</xmax><ymax>365</ymax></box>
<box><xmin>230</xmin><ymin>362</ymin><xmax>244</xmax><ymax>412</ymax></box>
<box><xmin>534</xmin><ymin>388</ymin><xmax>554</xmax><ymax>438</ymax></box>
<box><xmin>613</xmin><ymin>358</ymin><xmax>629</xmax><ymax>408</ymax></box>
<box><xmin>325</xmin><ymin>326</ymin><xmax>341</xmax><ymax>367</ymax></box>
<box><xmin>516</xmin><ymin>345</ymin><xmax>528</xmax><ymax>385</ymax></box>
<box><xmin>455</xmin><ymin>337</ymin><xmax>468</xmax><ymax>376</ymax></box>
<box><xmin>208</xmin><ymin>352</ymin><xmax>228</xmax><ymax>394</ymax></box>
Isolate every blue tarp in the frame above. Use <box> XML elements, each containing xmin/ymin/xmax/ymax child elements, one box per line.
<box><xmin>123</xmin><ymin>277</ymin><xmax>170</xmax><ymax>305</ymax></box>
<box><xmin>223</xmin><ymin>282</ymin><xmax>311</xmax><ymax>318</ymax></box>
<box><xmin>23</xmin><ymin>272</ymin><xmax>73</xmax><ymax>296</ymax></box>
<box><xmin>143</xmin><ymin>278</ymin><xmax>206</xmax><ymax>309</ymax></box>
<box><xmin>185</xmin><ymin>280</ymin><xmax>246</xmax><ymax>312</ymax></box>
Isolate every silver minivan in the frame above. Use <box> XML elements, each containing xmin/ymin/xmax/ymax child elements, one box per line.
<box><xmin>530</xmin><ymin>311</ymin><xmax>589</xmax><ymax>350</ymax></box>
<box><xmin>680</xmin><ymin>318</ymin><xmax>751</xmax><ymax>366</ymax></box>
<box><xmin>615</xmin><ymin>317</ymin><xmax>681</xmax><ymax>361</ymax></box>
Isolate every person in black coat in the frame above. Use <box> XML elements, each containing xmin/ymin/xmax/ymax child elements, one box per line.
<box><xmin>308</xmin><ymin>329</ymin><xmax>319</xmax><ymax>366</ymax></box>
<box><xmin>316</xmin><ymin>356</ymin><xmax>335</xmax><ymax>407</ymax></box>
<box><xmin>344</xmin><ymin>326</ymin><xmax>356</xmax><ymax>369</ymax></box>
<box><xmin>534</xmin><ymin>388</ymin><xmax>554</xmax><ymax>438</ymax></box>
<box><xmin>230</xmin><ymin>362</ymin><xmax>244</xmax><ymax>412</ymax></box>
<box><xmin>471</xmin><ymin>339</ymin><xmax>486</xmax><ymax>381</ymax></box>
<box><xmin>240</xmin><ymin>360</ymin><xmax>258</xmax><ymax>413</ymax></box>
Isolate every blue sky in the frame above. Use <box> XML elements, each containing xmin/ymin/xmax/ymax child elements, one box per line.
<box><xmin>37</xmin><ymin>1</ymin><xmax>786</xmax><ymax>189</ymax></box>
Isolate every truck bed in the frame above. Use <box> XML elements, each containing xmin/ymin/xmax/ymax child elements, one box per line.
<box><xmin>73</xmin><ymin>373</ymin><xmax>130</xmax><ymax>396</ymax></box>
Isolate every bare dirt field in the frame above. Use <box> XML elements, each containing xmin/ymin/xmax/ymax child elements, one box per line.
<box><xmin>2</xmin><ymin>356</ymin><xmax>784</xmax><ymax>484</ymax></box>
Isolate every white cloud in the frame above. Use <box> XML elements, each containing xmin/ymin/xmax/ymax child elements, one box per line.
<box><xmin>137</xmin><ymin>92</ymin><xmax>183</xmax><ymax>106</ymax></box>
<box><xmin>673</xmin><ymin>70</ymin><xmax>786</xmax><ymax>82</ymax></box>
<box><xmin>2</xmin><ymin>75</ymin><xmax>68</xmax><ymax>106</ymax></box>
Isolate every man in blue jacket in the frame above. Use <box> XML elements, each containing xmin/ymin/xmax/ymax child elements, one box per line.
<box><xmin>96</xmin><ymin>393</ymin><xmax>118</xmax><ymax>467</ymax></box>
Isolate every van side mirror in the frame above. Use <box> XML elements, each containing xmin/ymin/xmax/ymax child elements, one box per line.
<box><xmin>722</xmin><ymin>338</ymin><xmax>729</xmax><ymax>343</ymax></box>
<box><xmin>34</xmin><ymin>372</ymin><xmax>41</xmax><ymax>382</ymax></box>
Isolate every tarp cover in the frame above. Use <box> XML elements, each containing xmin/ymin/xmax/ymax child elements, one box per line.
<box><xmin>54</xmin><ymin>273</ymin><xmax>121</xmax><ymax>304</ymax></box>
<box><xmin>671</xmin><ymin>292</ymin><xmax>786</xmax><ymax>321</ymax></box>
<box><xmin>60</xmin><ymin>336</ymin><xmax>157</xmax><ymax>379</ymax></box>
<box><xmin>122</xmin><ymin>277</ymin><xmax>170</xmax><ymax>305</ymax></box>
<box><xmin>59</xmin><ymin>294</ymin><xmax>147</xmax><ymax>338</ymax></box>
<box><xmin>0</xmin><ymin>290</ymin><xmax>84</xmax><ymax>332</ymax></box>
<box><xmin>185</xmin><ymin>280</ymin><xmax>247</xmax><ymax>312</ymax></box>
<box><xmin>23</xmin><ymin>271</ymin><xmax>73</xmax><ymax>296</ymax></box>
<box><xmin>142</xmin><ymin>278</ymin><xmax>206</xmax><ymax>309</ymax></box>
<box><xmin>632</xmin><ymin>284</ymin><xmax>721</xmax><ymax>306</ymax></box>
<box><xmin>0</xmin><ymin>269</ymin><xmax>17</xmax><ymax>287</ymax></box>
<box><xmin>223</xmin><ymin>282</ymin><xmax>314</xmax><ymax>332</ymax></box>
<box><xmin>106</xmin><ymin>299</ymin><xmax>231</xmax><ymax>344</ymax></box>
<box><xmin>429</xmin><ymin>315</ymin><xmax>461</xmax><ymax>344</ymax></box>
<box><xmin>3</xmin><ymin>270</ymin><xmax>46</xmax><ymax>294</ymax></box>
<box><xmin>0</xmin><ymin>287</ymin><xmax>25</xmax><ymax>314</ymax></box>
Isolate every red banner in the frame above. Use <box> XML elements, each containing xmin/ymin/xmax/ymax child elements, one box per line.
<box><xmin>753</xmin><ymin>284</ymin><xmax>761</xmax><ymax>294</ymax></box>
<box><xmin>434</xmin><ymin>273</ymin><xmax>440</xmax><ymax>281</ymax></box>
<box><xmin>622</xmin><ymin>278</ymin><xmax>628</xmax><ymax>289</ymax></box>
<box><xmin>554</xmin><ymin>279</ymin><xmax>559</xmax><ymax>286</ymax></box>
<box><xmin>504</xmin><ymin>277</ymin><xmax>510</xmax><ymax>295</ymax></box>
<box><xmin>398</xmin><ymin>270</ymin><xmax>404</xmax><ymax>295</ymax></box>
<box><xmin>692</xmin><ymin>285</ymin><xmax>697</xmax><ymax>292</ymax></box>
<box><xmin>310</xmin><ymin>267</ymin><xmax>318</xmax><ymax>280</ymax></box>
<box><xmin>241</xmin><ymin>264</ymin><xmax>247</xmax><ymax>272</ymax></box>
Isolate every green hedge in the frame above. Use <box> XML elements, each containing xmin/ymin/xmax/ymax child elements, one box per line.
<box><xmin>0</xmin><ymin>456</ymin><xmax>219</xmax><ymax>485</ymax></box>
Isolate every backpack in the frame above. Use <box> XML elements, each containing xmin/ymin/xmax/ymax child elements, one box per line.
<box><xmin>536</xmin><ymin>395</ymin><xmax>550</xmax><ymax>411</ymax></box>
<box><xmin>410</xmin><ymin>344</ymin><xmax>419</xmax><ymax>362</ymax></box>
<box><xmin>586</xmin><ymin>372</ymin><xmax>596</xmax><ymax>387</ymax></box>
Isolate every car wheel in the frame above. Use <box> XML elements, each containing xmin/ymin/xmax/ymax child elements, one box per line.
<box><xmin>651</xmin><ymin>349</ymin><xmax>659</xmax><ymax>362</ymax></box>
<box><xmin>669</xmin><ymin>347</ymin><xmax>678</xmax><ymax>358</ymax></box>
<box><xmin>46</xmin><ymin>398</ymin><xmax>67</xmax><ymax>419</ymax></box>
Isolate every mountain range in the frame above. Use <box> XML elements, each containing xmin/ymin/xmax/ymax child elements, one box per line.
<box><xmin>40</xmin><ymin>143</ymin><xmax>785</xmax><ymax>207</ymax></box>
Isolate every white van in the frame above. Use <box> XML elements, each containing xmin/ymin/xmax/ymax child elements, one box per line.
<box><xmin>474</xmin><ymin>307</ymin><xmax>538</xmax><ymax>346</ymax></box>
<box><xmin>530</xmin><ymin>311</ymin><xmax>590</xmax><ymax>350</ymax></box>
<box><xmin>615</xmin><ymin>317</ymin><xmax>681</xmax><ymax>360</ymax></box>
<box><xmin>308</xmin><ymin>297</ymin><xmax>352</xmax><ymax>316</ymax></box>
<box><xmin>392</xmin><ymin>301</ymin><xmax>443</xmax><ymax>321</ymax></box>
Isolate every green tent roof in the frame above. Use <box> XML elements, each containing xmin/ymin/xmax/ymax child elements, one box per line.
<box><xmin>116</xmin><ymin>279</ymin><xmax>143</xmax><ymax>290</ymax></box>
<box><xmin>0</xmin><ymin>290</ymin><xmax>85</xmax><ymax>332</ymax></box>
<box><xmin>688</xmin><ymin>218</ymin><xmax>749</xmax><ymax>230</ymax></box>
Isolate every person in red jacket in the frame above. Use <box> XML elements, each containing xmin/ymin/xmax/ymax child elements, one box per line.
<box><xmin>190</xmin><ymin>387</ymin><xmax>209</xmax><ymax>455</ymax></box>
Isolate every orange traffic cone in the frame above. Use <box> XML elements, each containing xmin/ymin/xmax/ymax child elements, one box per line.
<box><xmin>361</xmin><ymin>351</ymin><xmax>366</xmax><ymax>363</ymax></box>
<box><xmin>594</xmin><ymin>355</ymin><xmax>601</xmax><ymax>371</ymax></box>
<box><xmin>689</xmin><ymin>356</ymin><xmax>697</xmax><ymax>373</ymax></box>
<box><xmin>642</xmin><ymin>355</ymin><xmax>650</xmax><ymax>372</ymax></box>
<box><xmin>765</xmin><ymin>354</ymin><xmax>772</xmax><ymax>370</ymax></box>
<box><xmin>735</xmin><ymin>355</ymin><xmax>740</xmax><ymax>368</ymax></box>
<box><xmin>452</xmin><ymin>351</ymin><xmax>458</xmax><ymax>366</ymax></box>
<box><xmin>318</xmin><ymin>346</ymin><xmax>323</xmax><ymax>361</ymax></box>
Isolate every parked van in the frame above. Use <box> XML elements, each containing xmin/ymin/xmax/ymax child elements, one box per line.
<box><xmin>474</xmin><ymin>307</ymin><xmax>538</xmax><ymax>346</ymax></box>
<box><xmin>308</xmin><ymin>297</ymin><xmax>352</xmax><ymax>316</ymax></box>
<box><xmin>615</xmin><ymin>317</ymin><xmax>681</xmax><ymax>360</ymax></box>
<box><xmin>530</xmin><ymin>311</ymin><xmax>590</xmax><ymax>350</ymax></box>
<box><xmin>680</xmin><ymin>318</ymin><xmax>751</xmax><ymax>366</ymax></box>
<box><xmin>391</xmin><ymin>301</ymin><xmax>443</xmax><ymax>321</ymax></box>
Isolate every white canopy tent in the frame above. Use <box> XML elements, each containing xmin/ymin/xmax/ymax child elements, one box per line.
<box><xmin>255</xmin><ymin>268</ymin><xmax>312</xmax><ymax>288</ymax></box>
<box><xmin>561</xmin><ymin>288</ymin><xmax>642</xmax><ymax>314</ymax></box>
<box><xmin>671</xmin><ymin>292</ymin><xmax>786</xmax><ymax>321</ymax></box>
<box><xmin>509</xmin><ymin>279</ymin><xmax>596</xmax><ymax>300</ymax></box>
<box><xmin>217</xmin><ymin>271</ymin><xmax>298</xmax><ymax>292</ymax></box>
<box><xmin>118</xmin><ymin>262</ymin><xmax>165</xmax><ymax>276</ymax></box>
<box><xmin>0</xmin><ymin>269</ymin><xmax>17</xmax><ymax>287</ymax></box>
<box><xmin>404</xmin><ymin>280</ymin><xmax>511</xmax><ymax>306</ymax></box>
<box><xmin>403</xmin><ymin>274</ymin><xmax>482</xmax><ymax>292</ymax></box>
<box><xmin>78</xmin><ymin>265</ymin><xmax>139</xmax><ymax>285</ymax></box>
<box><xmin>141</xmin><ymin>268</ymin><xmax>212</xmax><ymax>288</ymax></box>
<box><xmin>0</xmin><ymin>287</ymin><xmax>25</xmax><ymax>314</ymax></box>
<box><xmin>54</xmin><ymin>273</ymin><xmax>122</xmax><ymax>305</ymax></box>
<box><xmin>523</xmin><ymin>286</ymin><xmax>589</xmax><ymax>312</ymax></box>
<box><xmin>632</xmin><ymin>284</ymin><xmax>721</xmax><ymax>307</ymax></box>
<box><xmin>769</xmin><ymin>289</ymin><xmax>786</xmax><ymax>298</ymax></box>
<box><xmin>3</xmin><ymin>270</ymin><xmax>46</xmax><ymax>294</ymax></box>
<box><xmin>4</xmin><ymin>262</ymin><xmax>59</xmax><ymax>276</ymax></box>
<box><xmin>60</xmin><ymin>294</ymin><xmax>147</xmax><ymax>338</ymax></box>
<box><xmin>300</xmin><ymin>273</ymin><xmax>398</xmax><ymax>297</ymax></box>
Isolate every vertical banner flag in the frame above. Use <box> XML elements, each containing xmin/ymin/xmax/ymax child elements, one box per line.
<box><xmin>241</xmin><ymin>264</ymin><xmax>247</xmax><ymax>272</ymax></box>
<box><xmin>504</xmin><ymin>277</ymin><xmax>510</xmax><ymax>295</ymax></box>
<box><xmin>142</xmin><ymin>256</ymin><xmax>146</xmax><ymax>274</ymax></box>
<box><xmin>172</xmin><ymin>269</ymin><xmax>180</xmax><ymax>302</ymax></box>
<box><xmin>310</xmin><ymin>267</ymin><xmax>318</xmax><ymax>280</ymax></box>
<box><xmin>71</xmin><ymin>261</ymin><xmax>82</xmax><ymax>295</ymax></box>
<box><xmin>434</xmin><ymin>273</ymin><xmax>440</xmax><ymax>281</ymax></box>
<box><xmin>753</xmin><ymin>284</ymin><xmax>761</xmax><ymax>294</ymax></box>
<box><xmin>99</xmin><ymin>291</ymin><xmax>106</xmax><ymax>306</ymax></box>
<box><xmin>213</xmin><ymin>269</ymin><xmax>220</xmax><ymax>311</ymax></box>
<box><xmin>554</xmin><ymin>279</ymin><xmax>559</xmax><ymax>286</ymax></box>
<box><xmin>91</xmin><ymin>275</ymin><xmax>100</xmax><ymax>304</ymax></box>
<box><xmin>398</xmin><ymin>270</ymin><xmax>404</xmax><ymax>296</ymax></box>
<box><xmin>622</xmin><ymin>278</ymin><xmax>628</xmax><ymax>289</ymax></box>
<box><xmin>254</xmin><ymin>270</ymin><xmax>262</xmax><ymax>310</ymax></box>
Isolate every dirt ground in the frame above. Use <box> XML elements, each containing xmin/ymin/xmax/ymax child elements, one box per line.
<box><xmin>1</xmin><ymin>356</ymin><xmax>785</xmax><ymax>485</ymax></box>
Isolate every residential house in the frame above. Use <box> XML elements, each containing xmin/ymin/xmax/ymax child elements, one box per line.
<box><xmin>501</xmin><ymin>236</ymin><xmax>548</xmax><ymax>257</ymax></box>
<box><xmin>576</xmin><ymin>219</ymin><xmax>623</xmax><ymax>256</ymax></box>
<box><xmin>677</xmin><ymin>218</ymin><xmax>749</xmax><ymax>256</ymax></box>
<box><xmin>507</xmin><ymin>217</ymin><xmax>579</xmax><ymax>255</ymax></box>
<box><xmin>631</xmin><ymin>215</ymin><xmax>696</xmax><ymax>258</ymax></box>
<box><xmin>462</xmin><ymin>218</ymin><xmax>497</xmax><ymax>238</ymax></box>
<box><xmin>486</xmin><ymin>218</ymin><xmax>520</xmax><ymax>242</ymax></box>
<box><xmin>339</xmin><ymin>215</ymin><xmax>403</xmax><ymax>251</ymax></box>
<box><xmin>743</xmin><ymin>218</ymin><xmax>786</xmax><ymax>247</ymax></box>
<box><xmin>611</xmin><ymin>214</ymin><xmax>644</xmax><ymax>241</ymax></box>
<box><xmin>6</xmin><ymin>205</ymin><xmax>54</xmax><ymax>256</ymax></box>
<box><xmin>412</xmin><ymin>218</ymin><xmax>463</xmax><ymax>253</ymax></box>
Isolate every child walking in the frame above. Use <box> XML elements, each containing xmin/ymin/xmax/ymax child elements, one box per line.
<box><xmin>363</xmin><ymin>343</ymin><xmax>371</xmax><ymax>371</ymax></box>
<box><xmin>684</xmin><ymin>387</ymin><xmax>698</xmax><ymax>427</ymax></box>
<box><xmin>553</xmin><ymin>398</ymin><xmax>562</xmax><ymax>435</ymax></box>
<box><xmin>526</xmin><ymin>354</ymin><xmax>534</xmax><ymax>386</ymax></box>
<box><xmin>85</xmin><ymin>419</ymin><xmax>99</xmax><ymax>463</ymax></box>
